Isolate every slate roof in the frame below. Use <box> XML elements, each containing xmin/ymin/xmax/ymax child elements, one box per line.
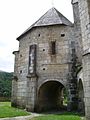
<box><xmin>17</xmin><ymin>7</ymin><xmax>73</xmax><ymax>40</ymax></box>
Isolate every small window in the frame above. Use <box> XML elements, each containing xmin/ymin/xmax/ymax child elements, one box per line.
<box><xmin>43</xmin><ymin>68</ymin><xmax>45</xmax><ymax>70</ymax></box>
<box><xmin>38</xmin><ymin>34</ymin><xmax>40</xmax><ymax>37</ymax></box>
<box><xmin>61</xmin><ymin>34</ymin><xmax>65</xmax><ymax>37</ymax></box>
<box><xmin>51</xmin><ymin>41</ymin><xmax>56</xmax><ymax>55</ymax></box>
<box><xmin>43</xmin><ymin>49</ymin><xmax>45</xmax><ymax>51</ymax></box>
<box><xmin>20</xmin><ymin>70</ymin><xmax>22</xmax><ymax>74</ymax></box>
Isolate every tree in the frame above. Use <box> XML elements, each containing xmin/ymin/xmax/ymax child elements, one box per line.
<box><xmin>0</xmin><ymin>71</ymin><xmax>13</xmax><ymax>98</ymax></box>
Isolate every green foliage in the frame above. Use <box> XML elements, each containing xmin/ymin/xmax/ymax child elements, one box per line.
<box><xmin>63</xmin><ymin>88</ymin><xmax>68</xmax><ymax>104</ymax></box>
<box><xmin>0</xmin><ymin>71</ymin><xmax>13</xmax><ymax>98</ymax></box>
<box><xmin>0</xmin><ymin>102</ymin><xmax>30</xmax><ymax>118</ymax></box>
<box><xmin>31</xmin><ymin>113</ymin><xmax>81</xmax><ymax>120</ymax></box>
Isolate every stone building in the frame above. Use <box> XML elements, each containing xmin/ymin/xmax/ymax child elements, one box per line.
<box><xmin>76</xmin><ymin>0</ymin><xmax>90</xmax><ymax>120</ymax></box>
<box><xmin>12</xmin><ymin>0</ymin><xmax>90</xmax><ymax>120</ymax></box>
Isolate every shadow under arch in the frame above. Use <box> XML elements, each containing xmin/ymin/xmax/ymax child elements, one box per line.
<box><xmin>36</xmin><ymin>80</ymin><xmax>67</xmax><ymax>112</ymax></box>
<box><xmin>78</xmin><ymin>78</ymin><xmax>85</xmax><ymax>114</ymax></box>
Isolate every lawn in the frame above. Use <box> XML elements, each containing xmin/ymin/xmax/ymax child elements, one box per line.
<box><xmin>30</xmin><ymin>112</ymin><xmax>82</xmax><ymax>120</ymax></box>
<box><xmin>0</xmin><ymin>102</ymin><xmax>84</xmax><ymax>120</ymax></box>
<box><xmin>0</xmin><ymin>102</ymin><xmax>30</xmax><ymax>118</ymax></box>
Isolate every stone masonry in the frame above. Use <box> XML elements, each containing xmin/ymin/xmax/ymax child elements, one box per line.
<box><xmin>12</xmin><ymin>0</ymin><xmax>90</xmax><ymax>119</ymax></box>
<box><xmin>77</xmin><ymin>0</ymin><xmax>90</xmax><ymax>119</ymax></box>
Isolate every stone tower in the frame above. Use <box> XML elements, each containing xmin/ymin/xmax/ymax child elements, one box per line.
<box><xmin>12</xmin><ymin>7</ymin><xmax>81</xmax><ymax>112</ymax></box>
<box><xmin>12</xmin><ymin>0</ymin><xmax>90</xmax><ymax>119</ymax></box>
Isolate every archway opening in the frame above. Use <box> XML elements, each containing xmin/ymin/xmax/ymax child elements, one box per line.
<box><xmin>37</xmin><ymin>81</ymin><xmax>67</xmax><ymax>112</ymax></box>
<box><xmin>78</xmin><ymin>79</ymin><xmax>85</xmax><ymax>114</ymax></box>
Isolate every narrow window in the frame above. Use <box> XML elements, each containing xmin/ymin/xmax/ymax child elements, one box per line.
<box><xmin>51</xmin><ymin>41</ymin><xmax>56</xmax><ymax>55</ymax></box>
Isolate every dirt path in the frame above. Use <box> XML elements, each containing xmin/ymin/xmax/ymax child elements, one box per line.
<box><xmin>0</xmin><ymin>113</ymin><xmax>41</xmax><ymax>120</ymax></box>
<box><xmin>0</xmin><ymin>112</ymin><xmax>85</xmax><ymax>120</ymax></box>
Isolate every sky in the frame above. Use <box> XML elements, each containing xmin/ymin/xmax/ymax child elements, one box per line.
<box><xmin>0</xmin><ymin>0</ymin><xmax>73</xmax><ymax>72</ymax></box>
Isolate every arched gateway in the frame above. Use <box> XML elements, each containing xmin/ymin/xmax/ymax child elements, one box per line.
<box><xmin>37</xmin><ymin>80</ymin><xmax>67</xmax><ymax>112</ymax></box>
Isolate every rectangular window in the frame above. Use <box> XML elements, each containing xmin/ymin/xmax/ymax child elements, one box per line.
<box><xmin>51</xmin><ymin>41</ymin><xmax>56</xmax><ymax>55</ymax></box>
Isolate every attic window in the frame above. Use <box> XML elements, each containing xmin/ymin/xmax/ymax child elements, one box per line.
<box><xmin>61</xmin><ymin>34</ymin><xmax>65</xmax><ymax>37</ymax></box>
<box><xmin>51</xmin><ymin>41</ymin><xmax>56</xmax><ymax>55</ymax></box>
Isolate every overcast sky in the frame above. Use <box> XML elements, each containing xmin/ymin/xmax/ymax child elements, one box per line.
<box><xmin>0</xmin><ymin>0</ymin><xmax>73</xmax><ymax>72</ymax></box>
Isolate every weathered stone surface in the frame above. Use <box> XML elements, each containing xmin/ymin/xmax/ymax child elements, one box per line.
<box><xmin>77</xmin><ymin>0</ymin><xmax>90</xmax><ymax>119</ymax></box>
<box><xmin>13</xmin><ymin>19</ymin><xmax>78</xmax><ymax>111</ymax></box>
<box><xmin>12</xmin><ymin>1</ymin><xmax>90</xmax><ymax>119</ymax></box>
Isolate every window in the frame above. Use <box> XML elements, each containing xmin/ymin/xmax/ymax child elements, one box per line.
<box><xmin>38</xmin><ymin>34</ymin><xmax>40</xmax><ymax>37</ymax></box>
<box><xmin>61</xmin><ymin>34</ymin><xmax>65</xmax><ymax>37</ymax></box>
<box><xmin>43</xmin><ymin>49</ymin><xmax>45</xmax><ymax>51</ymax></box>
<box><xmin>43</xmin><ymin>68</ymin><xmax>45</xmax><ymax>70</ymax></box>
<box><xmin>20</xmin><ymin>70</ymin><xmax>22</xmax><ymax>74</ymax></box>
<box><xmin>51</xmin><ymin>41</ymin><xmax>56</xmax><ymax>55</ymax></box>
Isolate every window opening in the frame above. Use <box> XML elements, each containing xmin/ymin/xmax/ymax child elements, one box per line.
<box><xmin>61</xmin><ymin>34</ymin><xmax>65</xmax><ymax>37</ymax></box>
<box><xmin>51</xmin><ymin>41</ymin><xmax>56</xmax><ymax>55</ymax></box>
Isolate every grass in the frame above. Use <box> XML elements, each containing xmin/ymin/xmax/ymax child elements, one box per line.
<box><xmin>0</xmin><ymin>102</ymin><xmax>30</xmax><ymax>118</ymax></box>
<box><xmin>30</xmin><ymin>112</ymin><xmax>82</xmax><ymax>120</ymax></box>
<box><xmin>0</xmin><ymin>102</ymin><xmax>84</xmax><ymax>120</ymax></box>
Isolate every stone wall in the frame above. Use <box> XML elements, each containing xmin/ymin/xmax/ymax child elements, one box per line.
<box><xmin>12</xmin><ymin>0</ymin><xmax>90</xmax><ymax>117</ymax></box>
<box><xmin>72</xmin><ymin>0</ymin><xmax>82</xmax><ymax>63</ymax></box>
<box><xmin>78</xmin><ymin>0</ymin><xmax>90</xmax><ymax>119</ymax></box>
<box><xmin>12</xmin><ymin>24</ymin><xmax>79</xmax><ymax>111</ymax></box>
<box><xmin>78</xmin><ymin>0</ymin><xmax>90</xmax><ymax>51</ymax></box>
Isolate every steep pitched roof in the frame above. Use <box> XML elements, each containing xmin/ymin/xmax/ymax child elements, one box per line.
<box><xmin>17</xmin><ymin>7</ymin><xmax>73</xmax><ymax>40</ymax></box>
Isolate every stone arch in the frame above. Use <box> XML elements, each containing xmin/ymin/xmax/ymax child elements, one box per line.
<box><xmin>37</xmin><ymin>79</ymin><xmax>67</xmax><ymax>112</ymax></box>
<box><xmin>78</xmin><ymin>78</ymin><xmax>85</xmax><ymax>114</ymax></box>
<box><xmin>38</xmin><ymin>79</ymin><xmax>67</xmax><ymax>90</ymax></box>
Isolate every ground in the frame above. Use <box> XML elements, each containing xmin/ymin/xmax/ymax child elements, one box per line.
<box><xmin>0</xmin><ymin>102</ymin><xmax>84</xmax><ymax>120</ymax></box>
